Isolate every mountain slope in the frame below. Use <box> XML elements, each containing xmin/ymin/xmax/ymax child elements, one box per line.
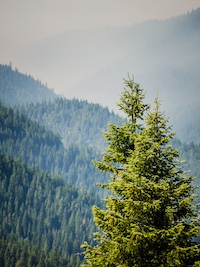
<box><xmin>0</xmin><ymin>103</ymin><xmax>109</xmax><ymax>192</ymax></box>
<box><xmin>0</xmin><ymin>64</ymin><xmax>57</xmax><ymax>107</ymax></box>
<box><xmin>71</xmin><ymin>9</ymin><xmax>200</xmax><ymax>143</ymax></box>
<box><xmin>13</xmin><ymin>8</ymin><xmax>200</xmax><ymax>143</ymax></box>
<box><xmin>19</xmin><ymin>97</ymin><xmax>125</xmax><ymax>151</ymax></box>
<box><xmin>15</xmin><ymin>9</ymin><xmax>200</xmax><ymax>106</ymax></box>
<box><xmin>16</xmin><ymin>99</ymin><xmax>200</xmax><ymax>203</ymax></box>
<box><xmin>0</xmin><ymin>153</ymin><xmax>99</xmax><ymax>266</ymax></box>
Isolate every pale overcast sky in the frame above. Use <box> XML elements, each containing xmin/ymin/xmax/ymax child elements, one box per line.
<box><xmin>1</xmin><ymin>0</ymin><xmax>200</xmax><ymax>46</ymax></box>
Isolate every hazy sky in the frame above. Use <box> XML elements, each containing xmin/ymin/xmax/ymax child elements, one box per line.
<box><xmin>1</xmin><ymin>0</ymin><xmax>200</xmax><ymax>46</ymax></box>
<box><xmin>0</xmin><ymin>0</ymin><xmax>200</xmax><ymax>110</ymax></box>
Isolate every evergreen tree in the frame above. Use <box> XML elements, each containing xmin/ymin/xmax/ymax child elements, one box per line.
<box><xmin>82</xmin><ymin>76</ymin><xmax>200</xmax><ymax>266</ymax></box>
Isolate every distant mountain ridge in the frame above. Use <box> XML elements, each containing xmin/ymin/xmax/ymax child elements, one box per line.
<box><xmin>71</xmin><ymin>8</ymin><xmax>200</xmax><ymax>114</ymax></box>
<box><xmin>13</xmin><ymin>9</ymin><xmax>200</xmax><ymax>107</ymax></box>
<box><xmin>1</xmin><ymin>65</ymin><xmax>199</xmax><ymax>201</ymax></box>
<box><xmin>0</xmin><ymin>63</ymin><xmax>57</xmax><ymax>106</ymax></box>
<box><xmin>9</xmin><ymin>8</ymin><xmax>200</xmax><ymax>143</ymax></box>
<box><xmin>0</xmin><ymin>102</ymin><xmax>109</xmax><ymax>192</ymax></box>
<box><xmin>19</xmin><ymin>97</ymin><xmax>125</xmax><ymax>151</ymax></box>
<box><xmin>0</xmin><ymin>63</ymin><xmax>125</xmax><ymax>150</ymax></box>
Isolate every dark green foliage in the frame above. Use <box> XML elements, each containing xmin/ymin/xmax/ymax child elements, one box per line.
<box><xmin>0</xmin><ymin>233</ymin><xmax>68</xmax><ymax>267</ymax></box>
<box><xmin>0</xmin><ymin>103</ymin><xmax>108</xmax><ymax>192</ymax></box>
<box><xmin>0</xmin><ymin>63</ymin><xmax>56</xmax><ymax>107</ymax></box>
<box><xmin>0</xmin><ymin>153</ymin><xmax>99</xmax><ymax>266</ymax></box>
<box><xmin>0</xmin><ymin>102</ymin><xmax>107</xmax><ymax>266</ymax></box>
<box><xmin>82</xmin><ymin>77</ymin><xmax>200</xmax><ymax>266</ymax></box>
<box><xmin>19</xmin><ymin>97</ymin><xmax>125</xmax><ymax>151</ymax></box>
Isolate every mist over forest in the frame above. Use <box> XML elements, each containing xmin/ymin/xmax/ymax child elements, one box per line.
<box><xmin>9</xmin><ymin>8</ymin><xmax>200</xmax><ymax>143</ymax></box>
<box><xmin>0</xmin><ymin>7</ymin><xmax>200</xmax><ymax>267</ymax></box>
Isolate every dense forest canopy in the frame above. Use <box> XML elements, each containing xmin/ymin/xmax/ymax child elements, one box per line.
<box><xmin>0</xmin><ymin>102</ymin><xmax>110</xmax><ymax>194</ymax></box>
<box><xmin>18</xmin><ymin>97</ymin><xmax>125</xmax><ymax>151</ymax></box>
<box><xmin>0</xmin><ymin>152</ymin><xmax>101</xmax><ymax>266</ymax></box>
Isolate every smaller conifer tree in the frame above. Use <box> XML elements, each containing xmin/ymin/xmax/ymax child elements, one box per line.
<box><xmin>81</xmin><ymin>76</ymin><xmax>200</xmax><ymax>267</ymax></box>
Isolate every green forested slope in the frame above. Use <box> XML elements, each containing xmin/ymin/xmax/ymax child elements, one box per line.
<box><xmin>19</xmin><ymin>97</ymin><xmax>125</xmax><ymax>151</ymax></box>
<box><xmin>0</xmin><ymin>63</ymin><xmax>125</xmax><ymax>151</ymax></box>
<box><xmin>0</xmin><ymin>153</ymin><xmax>100</xmax><ymax>266</ymax></box>
<box><xmin>17</xmin><ymin>99</ymin><xmax>200</xmax><ymax>202</ymax></box>
<box><xmin>0</xmin><ymin>64</ymin><xmax>56</xmax><ymax>107</ymax></box>
<box><xmin>0</xmin><ymin>103</ymin><xmax>108</xmax><ymax>192</ymax></box>
<box><xmin>0</xmin><ymin>62</ymin><xmax>200</xmax><ymax>266</ymax></box>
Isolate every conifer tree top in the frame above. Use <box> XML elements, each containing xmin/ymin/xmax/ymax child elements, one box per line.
<box><xmin>82</xmin><ymin>76</ymin><xmax>200</xmax><ymax>267</ymax></box>
<box><xmin>118</xmin><ymin>75</ymin><xmax>149</xmax><ymax>124</ymax></box>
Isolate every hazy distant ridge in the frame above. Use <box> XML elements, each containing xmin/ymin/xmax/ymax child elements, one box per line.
<box><xmin>0</xmin><ymin>64</ymin><xmax>57</xmax><ymax>106</ymax></box>
<box><xmin>13</xmin><ymin>8</ymin><xmax>200</xmax><ymax>112</ymax></box>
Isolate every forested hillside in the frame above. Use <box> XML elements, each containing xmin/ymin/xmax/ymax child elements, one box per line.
<box><xmin>0</xmin><ymin>103</ymin><xmax>109</xmax><ymax>192</ymax></box>
<box><xmin>0</xmin><ymin>63</ymin><xmax>200</xmax><ymax>266</ymax></box>
<box><xmin>0</xmin><ymin>100</ymin><xmax>106</xmax><ymax>266</ymax></box>
<box><xmin>0</xmin><ymin>153</ymin><xmax>100</xmax><ymax>266</ymax></box>
<box><xmin>19</xmin><ymin>97</ymin><xmax>125</xmax><ymax>150</ymax></box>
<box><xmin>16</xmin><ymin>98</ymin><xmax>200</xmax><ymax>203</ymax></box>
<box><xmin>0</xmin><ymin>64</ymin><xmax>56</xmax><ymax>107</ymax></box>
